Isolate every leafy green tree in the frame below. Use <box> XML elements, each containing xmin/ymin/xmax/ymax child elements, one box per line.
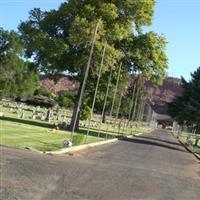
<box><xmin>80</xmin><ymin>102</ymin><xmax>91</xmax><ymax>121</ymax></box>
<box><xmin>19</xmin><ymin>0</ymin><xmax>167</xmax><ymax>131</ymax></box>
<box><xmin>111</xmin><ymin>72</ymin><xmax>132</xmax><ymax>117</ymax></box>
<box><xmin>168</xmin><ymin>66</ymin><xmax>200</xmax><ymax>134</ymax></box>
<box><xmin>57</xmin><ymin>91</ymin><xmax>76</xmax><ymax>108</ymax></box>
<box><xmin>122</xmin><ymin>32</ymin><xmax>168</xmax><ymax>85</ymax></box>
<box><xmin>0</xmin><ymin>28</ymin><xmax>39</xmax><ymax>98</ymax></box>
<box><xmin>34</xmin><ymin>87</ymin><xmax>50</xmax><ymax>97</ymax></box>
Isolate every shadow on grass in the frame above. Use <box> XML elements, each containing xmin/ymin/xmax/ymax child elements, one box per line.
<box><xmin>80</xmin><ymin>126</ymin><xmax>119</xmax><ymax>135</ymax></box>
<box><xmin>1</xmin><ymin>116</ymin><xmax>118</xmax><ymax>139</ymax></box>
<box><xmin>120</xmin><ymin>137</ymin><xmax>187</xmax><ymax>153</ymax></box>
<box><xmin>79</xmin><ymin>126</ymin><xmax>135</xmax><ymax>137</ymax></box>
<box><xmin>78</xmin><ymin>129</ymin><xmax>118</xmax><ymax>139</ymax></box>
<box><xmin>0</xmin><ymin>116</ymin><xmax>54</xmax><ymax>129</ymax></box>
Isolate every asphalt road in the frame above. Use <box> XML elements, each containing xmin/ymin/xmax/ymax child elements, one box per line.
<box><xmin>1</xmin><ymin>129</ymin><xmax>200</xmax><ymax>200</ymax></box>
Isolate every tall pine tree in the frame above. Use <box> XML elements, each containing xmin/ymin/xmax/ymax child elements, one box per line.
<box><xmin>168</xmin><ymin>66</ymin><xmax>200</xmax><ymax>133</ymax></box>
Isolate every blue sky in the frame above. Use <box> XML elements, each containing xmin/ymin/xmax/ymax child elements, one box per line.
<box><xmin>1</xmin><ymin>0</ymin><xmax>200</xmax><ymax>80</ymax></box>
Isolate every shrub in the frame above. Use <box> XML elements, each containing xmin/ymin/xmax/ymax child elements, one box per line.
<box><xmin>50</xmin><ymin>92</ymin><xmax>57</xmax><ymax>99</ymax></box>
<box><xmin>57</xmin><ymin>91</ymin><xmax>76</xmax><ymax>108</ymax></box>
<box><xmin>26</xmin><ymin>95</ymin><xmax>56</xmax><ymax>108</ymax></box>
<box><xmin>34</xmin><ymin>87</ymin><xmax>50</xmax><ymax>97</ymax></box>
<box><xmin>80</xmin><ymin>103</ymin><xmax>91</xmax><ymax>121</ymax></box>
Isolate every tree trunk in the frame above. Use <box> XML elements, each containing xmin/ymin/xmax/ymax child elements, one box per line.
<box><xmin>45</xmin><ymin>109</ymin><xmax>51</xmax><ymax>121</ymax></box>
<box><xmin>69</xmin><ymin>23</ymin><xmax>99</xmax><ymax>133</ymax></box>
<box><xmin>102</xmin><ymin>111</ymin><xmax>106</xmax><ymax>123</ymax></box>
<box><xmin>69</xmin><ymin>82</ymin><xmax>83</xmax><ymax>132</ymax></box>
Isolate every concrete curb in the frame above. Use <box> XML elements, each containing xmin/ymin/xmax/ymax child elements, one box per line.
<box><xmin>171</xmin><ymin>132</ymin><xmax>200</xmax><ymax>161</ymax></box>
<box><xmin>43</xmin><ymin>132</ymin><xmax>144</xmax><ymax>155</ymax></box>
<box><xmin>44</xmin><ymin>138</ymin><xmax>118</xmax><ymax>155</ymax></box>
<box><xmin>23</xmin><ymin>132</ymin><xmax>144</xmax><ymax>156</ymax></box>
<box><xmin>179</xmin><ymin>140</ymin><xmax>200</xmax><ymax>161</ymax></box>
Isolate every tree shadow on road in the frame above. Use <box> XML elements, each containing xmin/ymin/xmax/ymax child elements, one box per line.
<box><xmin>120</xmin><ymin>137</ymin><xmax>187</xmax><ymax>153</ymax></box>
<box><xmin>134</xmin><ymin>135</ymin><xmax>181</xmax><ymax>147</ymax></box>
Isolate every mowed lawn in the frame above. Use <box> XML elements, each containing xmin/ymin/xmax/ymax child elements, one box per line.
<box><xmin>0</xmin><ymin>103</ymin><xmax>153</xmax><ymax>152</ymax></box>
<box><xmin>0</xmin><ymin>120</ymin><xmax>98</xmax><ymax>151</ymax></box>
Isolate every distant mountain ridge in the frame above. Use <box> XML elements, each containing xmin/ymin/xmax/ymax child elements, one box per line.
<box><xmin>40</xmin><ymin>75</ymin><xmax>79</xmax><ymax>93</ymax></box>
<box><xmin>145</xmin><ymin>77</ymin><xmax>182</xmax><ymax>106</ymax></box>
<box><xmin>40</xmin><ymin>76</ymin><xmax>183</xmax><ymax>105</ymax></box>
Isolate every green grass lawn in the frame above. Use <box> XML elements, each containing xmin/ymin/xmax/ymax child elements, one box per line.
<box><xmin>0</xmin><ymin>117</ymin><xmax>152</xmax><ymax>152</ymax></box>
<box><xmin>0</xmin><ymin>119</ymin><xmax>102</xmax><ymax>151</ymax></box>
<box><xmin>1</xmin><ymin>120</ymin><xmax>68</xmax><ymax>151</ymax></box>
<box><xmin>0</xmin><ymin>101</ymin><xmax>152</xmax><ymax>151</ymax></box>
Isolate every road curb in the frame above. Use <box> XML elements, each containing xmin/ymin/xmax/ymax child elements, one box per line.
<box><xmin>44</xmin><ymin>138</ymin><xmax>119</xmax><ymax>155</ymax></box>
<box><xmin>23</xmin><ymin>132</ymin><xmax>144</xmax><ymax>156</ymax></box>
<box><xmin>43</xmin><ymin>132</ymin><xmax>144</xmax><ymax>155</ymax></box>
<box><xmin>179</xmin><ymin>140</ymin><xmax>200</xmax><ymax>161</ymax></box>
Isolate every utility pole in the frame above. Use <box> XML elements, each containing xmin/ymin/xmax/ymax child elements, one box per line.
<box><xmin>70</xmin><ymin>23</ymin><xmax>99</xmax><ymax>140</ymax></box>
<box><xmin>132</xmin><ymin>83</ymin><xmax>139</xmax><ymax>121</ymax></box>
<box><xmin>85</xmin><ymin>41</ymin><xmax>107</xmax><ymax>143</ymax></box>
<box><xmin>109</xmin><ymin>62</ymin><xmax>122</xmax><ymax>117</ymax></box>
<box><xmin>127</xmin><ymin>81</ymin><xmax>136</xmax><ymax>125</ymax></box>
<box><xmin>97</xmin><ymin>69</ymin><xmax>113</xmax><ymax>140</ymax></box>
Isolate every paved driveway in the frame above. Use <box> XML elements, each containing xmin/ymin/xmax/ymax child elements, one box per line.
<box><xmin>1</xmin><ymin>129</ymin><xmax>200</xmax><ymax>200</ymax></box>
